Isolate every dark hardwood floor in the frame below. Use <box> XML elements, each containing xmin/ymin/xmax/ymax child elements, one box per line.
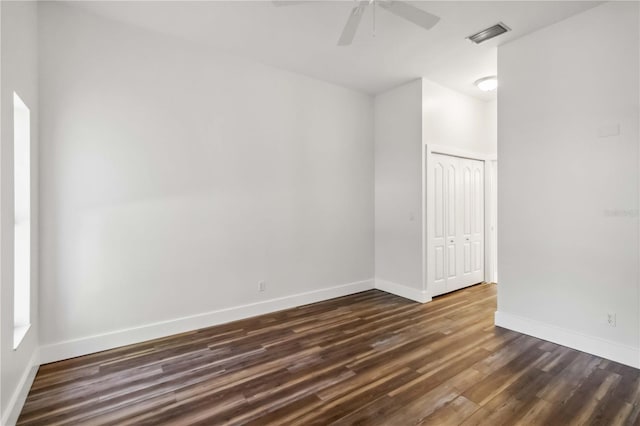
<box><xmin>18</xmin><ymin>283</ymin><xmax>640</xmax><ymax>425</ymax></box>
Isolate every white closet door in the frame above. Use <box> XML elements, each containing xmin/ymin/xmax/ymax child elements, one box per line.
<box><xmin>430</xmin><ymin>154</ymin><xmax>449</xmax><ymax>296</ymax></box>
<box><xmin>430</xmin><ymin>154</ymin><xmax>484</xmax><ymax>296</ymax></box>
<box><xmin>444</xmin><ymin>157</ymin><xmax>460</xmax><ymax>291</ymax></box>
<box><xmin>431</xmin><ymin>154</ymin><xmax>461</xmax><ymax>295</ymax></box>
<box><xmin>457</xmin><ymin>158</ymin><xmax>484</xmax><ymax>290</ymax></box>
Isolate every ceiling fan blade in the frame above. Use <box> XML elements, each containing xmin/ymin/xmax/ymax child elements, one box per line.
<box><xmin>337</xmin><ymin>3</ymin><xmax>368</xmax><ymax>46</ymax></box>
<box><xmin>378</xmin><ymin>0</ymin><xmax>440</xmax><ymax>31</ymax></box>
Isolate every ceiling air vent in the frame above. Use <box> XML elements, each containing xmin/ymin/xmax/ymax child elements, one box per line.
<box><xmin>467</xmin><ymin>22</ymin><xmax>511</xmax><ymax>44</ymax></box>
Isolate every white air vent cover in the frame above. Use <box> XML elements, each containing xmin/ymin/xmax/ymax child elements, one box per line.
<box><xmin>467</xmin><ymin>23</ymin><xmax>510</xmax><ymax>44</ymax></box>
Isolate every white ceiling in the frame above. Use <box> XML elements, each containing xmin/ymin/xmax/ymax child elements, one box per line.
<box><xmin>68</xmin><ymin>0</ymin><xmax>601</xmax><ymax>101</ymax></box>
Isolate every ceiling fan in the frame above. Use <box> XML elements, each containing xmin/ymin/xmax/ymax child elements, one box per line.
<box><xmin>273</xmin><ymin>0</ymin><xmax>441</xmax><ymax>46</ymax></box>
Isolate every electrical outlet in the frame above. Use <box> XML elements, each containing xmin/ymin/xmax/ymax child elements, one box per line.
<box><xmin>607</xmin><ymin>313</ymin><xmax>616</xmax><ymax>327</ymax></box>
<box><xmin>258</xmin><ymin>281</ymin><xmax>266</xmax><ymax>292</ymax></box>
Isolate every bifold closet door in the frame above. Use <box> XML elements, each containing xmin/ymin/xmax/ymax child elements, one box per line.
<box><xmin>430</xmin><ymin>154</ymin><xmax>484</xmax><ymax>296</ymax></box>
<box><xmin>455</xmin><ymin>158</ymin><xmax>484</xmax><ymax>291</ymax></box>
<box><xmin>431</xmin><ymin>154</ymin><xmax>461</xmax><ymax>296</ymax></box>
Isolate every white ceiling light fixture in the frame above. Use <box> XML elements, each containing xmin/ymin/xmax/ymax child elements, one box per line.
<box><xmin>475</xmin><ymin>76</ymin><xmax>498</xmax><ymax>91</ymax></box>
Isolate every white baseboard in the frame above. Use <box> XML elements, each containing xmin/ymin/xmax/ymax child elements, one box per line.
<box><xmin>3</xmin><ymin>349</ymin><xmax>40</xmax><ymax>426</ymax></box>
<box><xmin>374</xmin><ymin>278</ymin><xmax>431</xmax><ymax>303</ymax></box>
<box><xmin>39</xmin><ymin>279</ymin><xmax>375</xmax><ymax>364</ymax></box>
<box><xmin>495</xmin><ymin>311</ymin><xmax>640</xmax><ymax>369</ymax></box>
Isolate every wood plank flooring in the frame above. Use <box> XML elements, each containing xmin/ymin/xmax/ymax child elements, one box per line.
<box><xmin>18</xmin><ymin>283</ymin><xmax>640</xmax><ymax>425</ymax></box>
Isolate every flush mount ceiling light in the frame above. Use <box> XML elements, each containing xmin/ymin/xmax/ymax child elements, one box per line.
<box><xmin>475</xmin><ymin>76</ymin><xmax>498</xmax><ymax>91</ymax></box>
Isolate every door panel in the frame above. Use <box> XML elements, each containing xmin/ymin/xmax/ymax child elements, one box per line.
<box><xmin>431</xmin><ymin>157</ymin><xmax>447</xmax><ymax>294</ymax></box>
<box><xmin>473</xmin><ymin>241</ymin><xmax>482</xmax><ymax>272</ymax></box>
<box><xmin>463</xmin><ymin>167</ymin><xmax>471</xmax><ymax>235</ymax></box>
<box><xmin>463</xmin><ymin>158</ymin><xmax>484</xmax><ymax>286</ymax></box>
<box><xmin>473</xmin><ymin>168</ymin><xmax>483</xmax><ymax>235</ymax></box>
<box><xmin>434</xmin><ymin>164</ymin><xmax>444</xmax><ymax>239</ymax></box>
<box><xmin>445</xmin><ymin>161</ymin><xmax>458</xmax><ymax>284</ymax></box>
<box><xmin>447</xmin><ymin>244</ymin><xmax>456</xmax><ymax>278</ymax></box>
<box><xmin>431</xmin><ymin>154</ymin><xmax>459</xmax><ymax>293</ymax></box>
<box><xmin>463</xmin><ymin>244</ymin><xmax>471</xmax><ymax>274</ymax></box>
<box><xmin>435</xmin><ymin>246</ymin><xmax>444</xmax><ymax>281</ymax></box>
<box><xmin>446</xmin><ymin>165</ymin><xmax>456</xmax><ymax>238</ymax></box>
<box><xmin>459</xmin><ymin>163</ymin><xmax>473</xmax><ymax>287</ymax></box>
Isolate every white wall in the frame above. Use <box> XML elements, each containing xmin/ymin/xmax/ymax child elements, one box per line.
<box><xmin>38</xmin><ymin>3</ymin><xmax>374</xmax><ymax>358</ymax></box>
<box><xmin>497</xmin><ymin>1</ymin><xmax>639</xmax><ymax>367</ymax></box>
<box><xmin>374</xmin><ymin>80</ymin><xmax>424</xmax><ymax>296</ymax></box>
<box><xmin>422</xmin><ymin>78</ymin><xmax>496</xmax><ymax>155</ymax></box>
<box><xmin>1</xmin><ymin>1</ymin><xmax>40</xmax><ymax>424</ymax></box>
<box><xmin>487</xmin><ymin>99</ymin><xmax>497</xmax><ymax>153</ymax></box>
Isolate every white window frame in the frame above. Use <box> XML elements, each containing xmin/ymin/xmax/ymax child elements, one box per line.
<box><xmin>13</xmin><ymin>92</ymin><xmax>31</xmax><ymax>349</ymax></box>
